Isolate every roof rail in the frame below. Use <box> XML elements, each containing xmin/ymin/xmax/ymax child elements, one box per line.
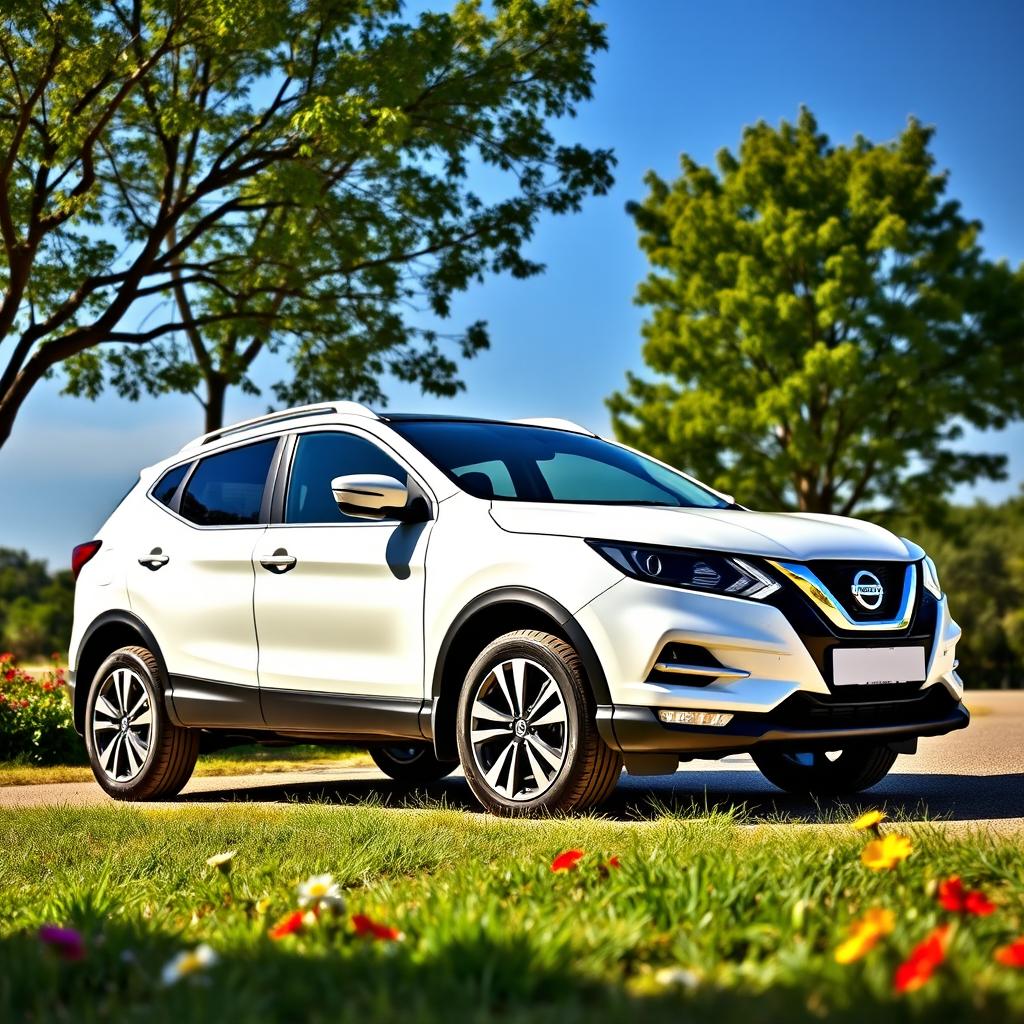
<box><xmin>513</xmin><ymin>416</ymin><xmax>596</xmax><ymax>437</ymax></box>
<box><xmin>179</xmin><ymin>402</ymin><xmax>378</xmax><ymax>453</ymax></box>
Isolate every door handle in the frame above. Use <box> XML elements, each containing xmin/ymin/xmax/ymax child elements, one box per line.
<box><xmin>139</xmin><ymin>548</ymin><xmax>169</xmax><ymax>571</ymax></box>
<box><xmin>260</xmin><ymin>548</ymin><xmax>297</xmax><ymax>573</ymax></box>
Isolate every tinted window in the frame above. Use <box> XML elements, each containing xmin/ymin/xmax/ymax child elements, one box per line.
<box><xmin>393</xmin><ymin>421</ymin><xmax>727</xmax><ymax>508</ymax></box>
<box><xmin>453</xmin><ymin>460</ymin><xmax>516</xmax><ymax>498</ymax></box>
<box><xmin>180</xmin><ymin>440</ymin><xmax>277</xmax><ymax>526</ymax></box>
<box><xmin>152</xmin><ymin>463</ymin><xmax>189</xmax><ymax>508</ymax></box>
<box><xmin>286</xmin><ymin>432</ymin><xmax>408</xmax><ymax>524</ymax></box>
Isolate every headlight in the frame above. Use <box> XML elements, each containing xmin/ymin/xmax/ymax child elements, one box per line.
<box><xmin>587</xmin><ymin>540</ymin><xmax>780</xmax><ymax>600</ymax></box>
<box><xmin>922</xmin><ymin>554</ymin><xmax>942</xmax><ymax>599</ymax></box>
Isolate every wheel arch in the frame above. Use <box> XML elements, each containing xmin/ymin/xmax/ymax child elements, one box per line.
<box><xmin>72</xmin><ymin>610</ymin><xmax>171</xmax><ymax>734</ymax></box>
<box><xmin>429</xmin><ymin>587</ymin><xmax>609</xmax><ymax>761</ymax></box>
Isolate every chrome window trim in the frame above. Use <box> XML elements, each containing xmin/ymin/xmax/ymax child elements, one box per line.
<box><xmin>767</xmin><ymin>560</ymin><xmax>918</xmax><ymax>632</ymax></box>
<box><xmin>144</xmin><ymin>437</ymin><xmax>282</xmax><ymax>531</ymax></box>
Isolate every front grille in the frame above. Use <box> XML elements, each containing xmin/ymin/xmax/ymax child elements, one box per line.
<box><xmin>804</xmin><ymin>560</ymin><xmax>913</xmax><ymax>622</ymax></box>
<box><xmin>767</xmin><ymin>684</ymin><xmax>956</xmax><ymax>730</ymax></box>
<box><xmin>766</xmin><ymin>579</ymin><xmax>938</xmax><ymax>696</ymax></box>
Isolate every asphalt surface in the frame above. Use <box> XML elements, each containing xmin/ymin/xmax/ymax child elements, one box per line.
<box><xmin>3</xmin><ymin>691</ymin><xmax>1023</xmax><ymax>830</ymax></box>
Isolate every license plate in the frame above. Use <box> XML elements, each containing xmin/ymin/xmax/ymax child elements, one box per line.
<box><xmin>832</xmin><ymin>646</ymin><xmax>926</xmax><ymax>686</ymax></box>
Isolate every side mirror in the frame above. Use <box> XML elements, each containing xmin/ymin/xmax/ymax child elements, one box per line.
<box><xmin>330</xmin><ymin>474</ymin><xmax>412</xmax><ymax>521</ymax></box>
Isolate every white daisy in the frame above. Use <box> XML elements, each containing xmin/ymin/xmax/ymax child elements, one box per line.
<box><xmin>654</xmin><ymin>966</ymin><xmax>699</xmax><ymax>991</ymax></box>
<box><xmin>161</xmin><ymin>943</ymin><xmax>219</xmax><ymax>986</ymax></box>
<box><xmin>205</xmin><ymin>851</ymin><xmax>236</xmax><ymax>873</ymax></box>
<box><xmin>297</xmin><ymin>873</ymin><xmax>345</xmax><ymax>912</ymax></box>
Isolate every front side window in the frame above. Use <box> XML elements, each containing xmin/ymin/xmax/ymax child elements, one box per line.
<box><xmin>179</xmin><ymin>440</ymin><xmax>277</xmax><ymax>526</ymax></box>
<box><xmin>285</xmin><ymin>432</ymin><xmax>408</xmax><ymax>524</ymax></box>
<box><xmin>393</xmin><ymin>421</ymin><xmax>727</xmax><ymax>508</ymax></box>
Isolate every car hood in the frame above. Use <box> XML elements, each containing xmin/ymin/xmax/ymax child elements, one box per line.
<box><xmin>488</xmin><ymin>503</ymin><xmax>918</xmax><ymax>562</ymax></box>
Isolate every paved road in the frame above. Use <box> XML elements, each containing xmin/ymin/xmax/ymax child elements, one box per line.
<box><xmin>3</xmin><ymin>692</ymin><xmax>1023</xmax><ymax>830</ymax></box>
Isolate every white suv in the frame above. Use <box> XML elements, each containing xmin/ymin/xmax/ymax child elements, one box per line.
<box><xmin>68</xmin><ymin>402</ymin><xmax>967</xmax><ymax>814</ymax></box>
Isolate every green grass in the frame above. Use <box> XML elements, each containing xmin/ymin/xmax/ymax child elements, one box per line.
<box><xmin>1</xmin><ymin>804</ymin><xmax>1023</xmax><ymax>1022</ymax></box>
<box><xmin>0</xmin><ymin>744</ymin><xmax>370</xmax><ymax>786</ymax></box>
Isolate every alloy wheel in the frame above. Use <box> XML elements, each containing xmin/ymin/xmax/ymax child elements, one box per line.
<box><xmin>91</xmin><ymin>667</ymin><xmax>153</xmax><ymax>782</ymax></box>
<box><xmin>468</xmin><ymin>657</ymin><xmax>568</xmax><ymax>801</ymax></box>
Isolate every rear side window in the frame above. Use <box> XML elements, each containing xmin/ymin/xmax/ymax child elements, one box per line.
<box><xmin>151</xmin><ymin>463</ymin><xmax>190</xmax><ymax>508</ymax></box>
<box><xmin>286</xmin><ymin>432</ymin><xmax>407</xmax><ymax>524</ymax></box>
<box><xmin>180</xmin><ymin>440</ymin><xmax>277</xmax><ymax>526</ymax></box>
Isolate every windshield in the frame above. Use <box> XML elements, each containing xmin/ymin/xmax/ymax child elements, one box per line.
<box><xmin>391</xmin><ymin>420</ymin><xmax>729</xmax><ymax>509</ymax></box>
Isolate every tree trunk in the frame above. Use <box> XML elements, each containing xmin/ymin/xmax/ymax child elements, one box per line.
<box><xmin>203</xmin><ymin>372</ymin><xmax>228</xmax><ymax>433</ymax></box>
<box><xmin>0</xmin><ymin>391</ymin><xmax>18</xmax><ymax>450</ymax></box>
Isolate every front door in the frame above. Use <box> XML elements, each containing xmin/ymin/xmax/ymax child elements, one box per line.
<box><xmin>253</xmin><ymin>430</ymin><xmax>432</xmax><ymax>730</ymax></box>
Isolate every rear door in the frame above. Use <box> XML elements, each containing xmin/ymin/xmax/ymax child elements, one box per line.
<box><xmin>125</xmin><ymin>438</ymin><xmax>280</xmax><ymax>725</ymax></box>
<box><xmin>253</xmin><ymin>429</ymin><xmax>432</xmax><ymax>726</ymax></box>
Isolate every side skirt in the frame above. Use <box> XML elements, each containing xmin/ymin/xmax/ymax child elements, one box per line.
<box><xmin>167</xmin><ymin>675</ymin><xmax>429</xmax><ymax>741</ymax></box>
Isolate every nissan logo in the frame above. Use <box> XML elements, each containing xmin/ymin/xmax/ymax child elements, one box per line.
<box><xmin>851</xmin><ymin>570</ymin><xmax>884</xmax><ymax>610</ymax></box>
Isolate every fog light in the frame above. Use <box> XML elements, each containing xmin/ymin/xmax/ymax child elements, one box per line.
<box><xmin>658</xmin><ymin>709</ymin><xmax>734</xmax><ymax>727</ymax></box>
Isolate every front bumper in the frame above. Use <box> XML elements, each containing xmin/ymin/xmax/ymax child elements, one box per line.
<box><xmin>597</xmin><ymin>685</ymin><xmax>970</xmax><ymax>759</ymax></box>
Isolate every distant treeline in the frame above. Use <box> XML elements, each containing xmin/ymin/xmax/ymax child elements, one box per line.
<box><xmin>1</xmin><ymin>496</ymin><xmax>1021</xmax><ymax>685</ymax></box>
<box><xmin>889</xmin><ymin>496</ymin><xmax>1024</xmax><ymax>690</ymax></box>
<box><xmin>0</xmin><ymin>549</ymin><xmax>73</xmax><ymax>662</ymax></box>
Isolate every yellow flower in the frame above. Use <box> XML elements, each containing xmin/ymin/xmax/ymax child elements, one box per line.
<box><xmin>835</xmin><ymin>908</ymin><xmax>895</xmax><ymax>963</ymax></box>
<box><xmin>161</xmin><ymin>943</ymin><xmax>218</xmax><ymax>986</ymax></box>
<box><xmin>255</xmin><ymin>897</ymin><xmax>272</xmax><ymax>915</ymax></box>
<box><xmin>205</xmin><ymin>851</ymin><xmax>236</xmax><ymax>873</ymax></box>
<box><xmin>861</xmin><ymin>833</ymin><xmax>913</xmax><ymax>870</ymax></box>
<box><xmin>852</xmin><ymin>810</ymin><xmax>887</xmax><ymax>831</ymax></box>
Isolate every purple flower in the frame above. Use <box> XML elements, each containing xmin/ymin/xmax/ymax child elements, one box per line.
<box><xmin>38</xmin><ymin>924</ymin><xmax>86</xmax><ymax>961</ymax></box>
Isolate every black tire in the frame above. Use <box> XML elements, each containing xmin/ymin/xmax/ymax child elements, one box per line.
<box><xmin>84</xmin><ymin>646</ymin><xmax>198</xmax><ymax>800</ymax></box>
<box><xmin>369</xmin><ymin>743</ymin><xmax>457</xmax><ymax>784</ymax></box>
<box><xmin>752</xmin><ymin>744</ymin><xmax>898</xmax><ymax>797</ymax></box>
<box><xmin>456</xmin><ymin>630</ymin><xmax>622</xmax><ymax>816</ymax></box>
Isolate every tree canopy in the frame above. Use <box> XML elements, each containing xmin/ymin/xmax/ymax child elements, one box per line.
<box><xmin>609</xmin><ymin>109</ymin><xmax>1024</xmax><ymax>519</ymax></box>
<box><xmin>0</xmin><ymin>0</ymin><xmax>613</xmax><ymax>441</ymax></box>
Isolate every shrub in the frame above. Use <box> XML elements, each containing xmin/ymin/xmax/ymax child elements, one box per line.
<box><xmin>0</xmin><ymin>653</ymin><xmax>84</xmax><ymax>765</ymax></box>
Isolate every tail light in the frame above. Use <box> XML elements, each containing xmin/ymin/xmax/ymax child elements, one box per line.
<box><xmin>71</xmin><ymin>540</ymin><xmax>103</xmax><ymax>581</ymax></box>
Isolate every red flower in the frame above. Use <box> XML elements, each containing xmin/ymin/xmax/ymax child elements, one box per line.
<box><xmin>39</xmin><ymin>924</ymin><xmax>86</xmax><ymax>962</ymax></box>
<box><xmin>19</xmin><ymin>699</ymin><xmax>29</xmax><ymax>708</ymax></box>
<box><xmin>995</xmin><ymin>938</ymin><xmax>1024</xmax><ymax>968</ymax></box>
<box><xmin>937</xmin><ymin>876</ymin><xmax>996</xmax><ymax>916</ymax></box>
<box><xmin>0</xmin><ymin>652</ymin><xmax>12</xmax><ymax>663</ymax></box>
<box><xmin>607</xmin><ymin>856</ymin><xmax>621</xmax><ymax>869</ymax></box>
<box><xmin>3</xmin><ymin>669</ymin><xmax>15</xmax><ymax>682</ymax></box>
<box><xmin>894</xmin><ymin>925</ymin><xmax>950</xmax><ymax>994</ymax></box>
<box><xmin>551</xmin><ymin>849</ymin><xmax>585</xmax><ymax>872</ymax></box>
<box><xmin>352</xmin><ymin>913</ymin><xmax>402</xmax><ymax>941</ymax></box>
<box><xmin>268</xmin><ymin>909</ymin><xmax>307</xmax><ymax>940</ymax></box>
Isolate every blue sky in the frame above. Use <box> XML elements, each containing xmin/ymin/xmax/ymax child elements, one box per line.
<box><xmin>2</xmin><ymin>0</ymin><xmax>1023</xmax><ymax>568</ymax></box>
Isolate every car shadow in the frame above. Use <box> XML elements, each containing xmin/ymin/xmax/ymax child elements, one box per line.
<box><xmin>173</xmin><ymin>767</ymin><xmax>1024</xmax><ymax>823</ymax></box>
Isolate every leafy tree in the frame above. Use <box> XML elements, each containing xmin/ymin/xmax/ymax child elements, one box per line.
<box><xmin>609</xmin><ymin>109</ymin><xmax>1024</xmax><ymax>518</ymax></box>
<box><xmin>0</xmin><ymin>0</ymin><xmax>613</xmax><ymax>442</ymax></box>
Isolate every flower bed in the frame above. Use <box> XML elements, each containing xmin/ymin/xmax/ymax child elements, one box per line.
<box><xmin>0</xmin><ymin>653</ymin><xmax>84</xmax><ymax>765</ymax></box>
